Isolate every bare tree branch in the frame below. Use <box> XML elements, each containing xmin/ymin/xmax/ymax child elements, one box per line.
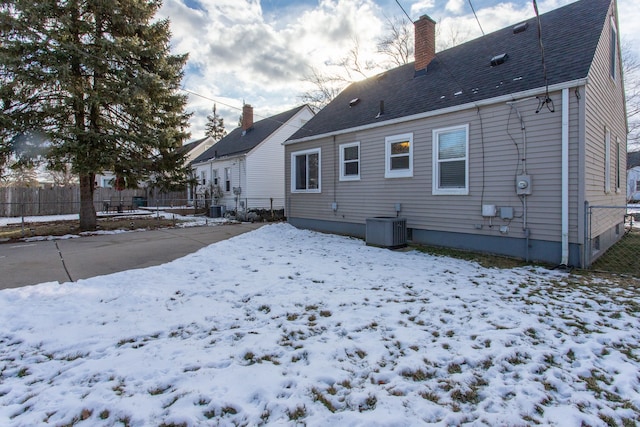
<box><xmin>622</xmin><ymin>39</ymin><xmax>640</xmax><ymax>152</ymax></box>
<box><xmin>377</xmin><ymin>16</ymin><xmax>413</xmax><ymax>67</ymax></box>
<box><xmin>299</xmin><ymin>66</ymin><xmax>348</xmax><ymax>113</ymax></box>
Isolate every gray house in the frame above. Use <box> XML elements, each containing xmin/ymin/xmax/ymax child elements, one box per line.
<box><xmin>284</xmin><ymin>0</ymin><xmax>627</xmax><ymax>268</ymax></box>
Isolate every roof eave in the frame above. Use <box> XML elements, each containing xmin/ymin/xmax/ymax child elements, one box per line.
<box><xmin>285</xmin><ymin>78</ymin><xmax>588</xmax><ymax>145</ymax></box>
<box><xmin>190</xmin><ymin>152</ymin><xmax>247</xmax><ymax>167</ymax></box>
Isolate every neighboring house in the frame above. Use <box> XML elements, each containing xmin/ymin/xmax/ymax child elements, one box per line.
<box><xmin>284</xmin><ymin>0</ymin><xmax>627</xmax><ymax>268</ymax></box>
<box><xmin>191</xmin><ymin>104</ymin><xmax>314</xmax><ymax>212</ymax></box>
<box><xmin>627</xmin><ymin>151</ymin><xmax>640</xmax><ymax>202</ymax></box>
<box><xmin>628</xmin><ymin>167</ymin><xmax>640</xmax><ymax>202</ymax></box>
<box><xmin>628</xmin><ymin>151</ymin><xmax>640</xmax><ymax>170</ymax></box>
<box><xmin>96</xmin><ymin>136</ymin><xmax>215</xmax><ymax>189</ymax></box>
<box><xmin>179</xmin><ymin>136</ymin><xmax>218</xmax><ymax>164</ymax></box>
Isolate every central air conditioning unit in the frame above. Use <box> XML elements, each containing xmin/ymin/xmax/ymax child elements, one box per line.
<box><xmin>365</xmin><ymin>217</ymin><xmax>407</xmax><ymax>249</ymax></box>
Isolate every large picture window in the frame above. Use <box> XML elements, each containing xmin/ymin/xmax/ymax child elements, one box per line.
<box><xmin>339</xmin><ymin>142</ymin><xmax>360</xmax><ymax>181</ymax></box>
<box><xmin>385</xmin><ymin>133</ymin><xmax>413</xmax><ymax>178</ymax></box>
<box><xmin>291</xmin><ymin>148</ymin><xmax>321</xmax><ymax>192</ymax></box>
<box><xmin>432</xmin><ymin>124</ymin><xmax>469</xmax><ymax>195</ymax></box>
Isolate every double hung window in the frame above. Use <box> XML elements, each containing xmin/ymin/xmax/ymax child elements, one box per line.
<box><xmin>339</xmin><ymin>142</ymin><xmax>360</xmax><ymax>181</ymax></box>
<box><xmin>432</xmin><ymin>124</ymin><xmax>469</xmax><ymax>195</ymax></box>
<box><xmin>385</xmin><ymin>133</ymin><xmax>413</xmax><ymax>178</ymax></box>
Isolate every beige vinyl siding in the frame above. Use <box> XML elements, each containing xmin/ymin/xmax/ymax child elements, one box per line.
<box><xmin>286</xmin><ymin>140</ymin><xmax>335</xmax><ymax>219</ymax></box>
<box><xmin>583</xmin><ymin>1</ymin><xmax>627</xmax><ymax>236</ymax></box>
<box><xmin>246</xmin><ymin>107</ymin><xmax>314</xmax><ymax>208</ymax></box>
<box><xmin>286</xmin><ymin>92</ymin><xmax>583</xmax><ymax>244</ymax></box>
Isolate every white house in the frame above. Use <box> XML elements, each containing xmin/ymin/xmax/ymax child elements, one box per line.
<box><xmin>96</xmin><ymin>136</ymin><xmax>216</xmax><ymax>189</ymax></box>
<box><xmin>628</xmin><ymin>166</ymin><xmax>640</xmax><ymax>202</ymax></box>
<box><xmin>191</xmin><ymin>104</ymin><xmax>314</xmax><ymax>212</ymax></box>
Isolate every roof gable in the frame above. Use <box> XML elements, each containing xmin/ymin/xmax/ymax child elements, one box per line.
<box><xmin>289</xmin><ymin>0</ymin><xmax>611</xmax><ymax>141</ymax></box>
<box><xmin>178</xmin><ymin>136</ymin><xmax>212</xmax><ymax>156</ymax></box>
<box><xmin>628</xmin><ymin>151</ymin><xmax>640</xmax><ymax>169</ymax></box>
<box><xmin>193</xmin><ymin>105</ymin><xmax>308</xmax><ymax>164</ymax></box>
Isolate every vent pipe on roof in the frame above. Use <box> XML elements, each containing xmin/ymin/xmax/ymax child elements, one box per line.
<box><xmin>376</xmin><ymin>100</ymin><xmax>385</xmax><ymax>118</ymax></box>
<box><xmin>414</xmin><ymin>15</ymin><xmax>436</xmax><ymax>72</ymax></box>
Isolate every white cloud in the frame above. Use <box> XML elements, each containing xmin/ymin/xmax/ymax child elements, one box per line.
<box><xmin>445</xmin><ymin>0</ymin><xmax>465</xmax><ymax>14</ymax></box>
<box><xmin>160</xmin><ymin>0</ymin><xmax>390</xmax><ymax>138</ymax></box>
<box><xmin>409</xmin><ymin>0</ymin><xmax>436</xmax><ymax>16</ymax></box>
<box><xmin>160</xmin><ymin>0</ymin><xmax>640</xmax><ymax>141</ymax></box>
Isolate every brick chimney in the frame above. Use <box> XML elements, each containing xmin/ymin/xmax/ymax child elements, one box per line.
<box><xmin>242</xmin><ymin>104</ymin><xmax>253</xmax><ymax>131</ymax></box>
<box><xmin>414</xmin><ymin>15</ymin><xmax>436</xmax><ymax>72</ymax></box>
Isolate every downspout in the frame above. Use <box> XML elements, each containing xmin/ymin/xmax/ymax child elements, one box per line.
<box><xmin>333</xmin><ymin>136</ymin><xmax>337</xmax><ymax>216</ymax></box>
<box><xmin>561</xmin><ymin>88</ymin><xmax>570</xmax><ymax>267</ymax></box>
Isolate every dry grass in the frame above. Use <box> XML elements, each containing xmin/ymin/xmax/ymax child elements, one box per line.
<box><xmin>0</xmin><ymin>216</ymin><xmax>181</xmax><ymax>241</ymax></box>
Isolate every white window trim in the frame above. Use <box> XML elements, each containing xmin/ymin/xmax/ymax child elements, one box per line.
<box><xmin>432</xmin><ymin>124</ymin><xmax>469</xmax><ymax>195</ymax></box>
<box><xmin>610</xmin><ymin>16</ymin><xmax>617</xmax><ymax>82</ymax></box>
<box><xmin>385</xmin><ymin>133</ymin><xmax>413</xmax><ymax>178</ymax></box>
<box><xmin>339</xmin><ymin>141</ymin><xmax>360</xmax><ymax>181</ymax></box>
<box><xmin>615</xmin><ymin>137</ymin><xmax>621</xmax><ymax>193</ymax></box>
<box><xmin>212</xmin><ymin>169</ymin><xmax>219</xmax><ymax>186</ymax></box>
<box><xmin>291</xmin><ymin>148</ymin><xmax>321</xmax><ymax>193</ymax></box>
<box><xmin>605</xmin><ymin>127</ymin><xmax>611</xmax><ymax>193</ymax></box>
<box><xmin>225</xmin><ymin>167</ymin><xmax>231</xmax><ymax>192</ymax></box>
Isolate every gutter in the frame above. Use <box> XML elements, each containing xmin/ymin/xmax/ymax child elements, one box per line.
<box><xmin>190</xmin><ymin>152</ymin><xmax>247</xmax><ymax>167</ymax></box>
<box><xmin>561</xmin><ymin>88</ymin><xmax>570</xmax><ymax>267</ymax></box>
<box><xmin>285</xmin><ymin>78</ymin><xmax>588</xmax><ymax>145</ymax></box>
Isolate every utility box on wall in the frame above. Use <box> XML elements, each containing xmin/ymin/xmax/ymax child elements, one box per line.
<box><xmin>365</xmin><ymin>217</ymin><xmax>407</xmax><ymax>248</ymax></box>
<box><xmin>516</xmin><ymin>175</ymin><xmax>532</xmax><ymax>195</ymax></box>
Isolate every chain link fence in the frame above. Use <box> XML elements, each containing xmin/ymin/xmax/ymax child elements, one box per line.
<box><xmin>585</xmin><ymin>204</ymin><xmax>639</xmax><ymax>276</ymax></box>
<box><xmin>1</xmin><ymin>185</ymin><xmax>286</xmax><ymax>223</ymax></box>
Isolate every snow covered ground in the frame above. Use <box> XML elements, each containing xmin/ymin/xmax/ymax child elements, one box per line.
<box><xmin>0</xmin><ymin>224</ymin><xmax>638</xmax><ymax>426</ymax></box>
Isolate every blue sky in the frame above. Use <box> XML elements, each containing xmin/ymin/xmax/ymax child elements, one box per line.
<box><xmin>158</xmin><ymin>0</ymin><xmax>638</xmax><ymax>139</ymax></box>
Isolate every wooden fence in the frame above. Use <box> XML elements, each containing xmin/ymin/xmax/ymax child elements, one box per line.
<box><xmin>0</xmin><ymin>186</ymin><xmax>188</xmax><ymax>217</ymax></box>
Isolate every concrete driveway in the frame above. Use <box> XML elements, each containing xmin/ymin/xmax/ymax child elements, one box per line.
<box><xmin>0</xmin><ymin>222</ymin><xmax>264</xmax><ymax>289</ymax></box>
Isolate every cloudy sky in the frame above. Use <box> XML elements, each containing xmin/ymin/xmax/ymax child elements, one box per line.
<box><xmin>158</xmin><ymin>0</ymin><xmax>639</xmax><ymax>141</ymax></box>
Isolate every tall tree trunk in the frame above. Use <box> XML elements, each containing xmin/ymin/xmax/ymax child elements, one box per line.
<box><xmin>79</xmin><ymin>173</ymin><xmax>96</xmax><ymax>231</ymax></box>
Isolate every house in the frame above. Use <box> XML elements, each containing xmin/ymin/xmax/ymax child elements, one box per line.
<box><xmin>284</xmin><ymin>0</ymin><xmax>627</xmax><ymax>268</ymax></box>
<box><xmin>96</xmin><ymin>136</ymin><xmax>215</xmax><ymax>189</ymax></box>
<box><xmin>628</xmin><ymin>167</ymin><xmax>640</xmax><ymax>202</ymax></box>
<box><xmin>627</xmin><ymin>151</ymin><xmax>640</xmax><ymax>202</ymax></box>
<box><xmin>191</xmin><ymin>104</ymin><xmax>314</xmax><ymax>212</ymax></box>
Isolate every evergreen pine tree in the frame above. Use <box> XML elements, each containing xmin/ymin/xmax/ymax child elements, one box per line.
<box><xmin>0</xmin><ymin>0</ymin><xmax>191</xmax><ymax>230</ymax></box>
<box><xmin>204</xmin><ymin>104</ymin><xmax>227</xmax><ymax>141</ymax></box>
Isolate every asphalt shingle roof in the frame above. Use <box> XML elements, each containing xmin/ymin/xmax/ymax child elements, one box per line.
<box><xmin>193</xmin><ymin>105</ymin><xmax>308</xmax><ymax>164</ymax></box>
<box><xmin>289</xmin><ymin>0</ymin><xmax>610</xmax><ymax>141</ymax></box>
<box><xmin>628</xmin><ymin>151</ymin><xmax>640</xmax><ymax>169</ymax></box>
<box><xmin>177</xmin><ymin>137</ymin><xmax>208</xmax><ymax>156</ymax></box>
